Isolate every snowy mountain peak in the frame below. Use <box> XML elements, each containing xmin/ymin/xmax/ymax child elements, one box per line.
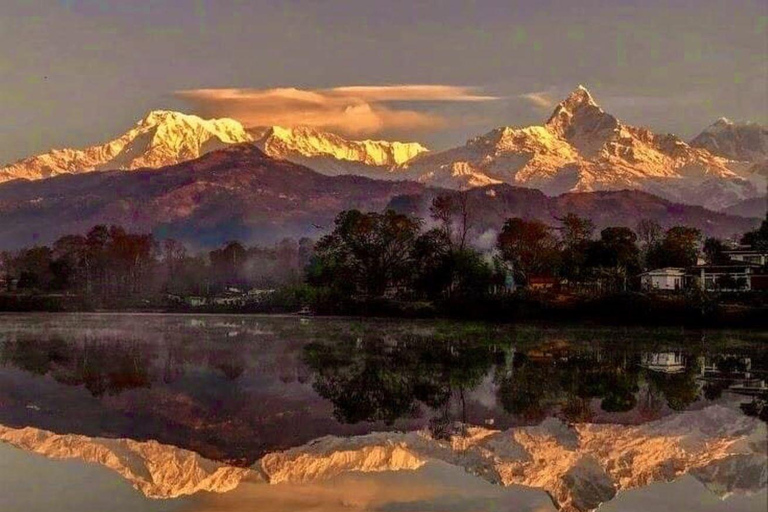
<box><xmin>0</xmin><ymin>111</ymin><xmax>253</xmax><ymax>183</ymax></box>
<box><xmin>400</xmin><ymin>87</ymin><xmax>759</xmax><ymax>209</ymax></box>
<box><xmin>545</xmin><ymin>86</ymin><xmax>615</xmax><ymax>141</ymax></box>
<box><xmin>253</xmin><ymin>125</ymin><xmax>429</xmax><ymax>168</ymax></box>
<box><xmin>691</xmin><ymin>118</ymin><xmax>768</xmax><ymax>162</ymax></box>
<box><xmin>713</xmin><ymin>117</ymin><xmax>734</xmax><ymax>128</ymax></box>
<box><xmin>565</xmin><ymin>85</ymin><xmax>598</xmax><ymax>108</ymax></box>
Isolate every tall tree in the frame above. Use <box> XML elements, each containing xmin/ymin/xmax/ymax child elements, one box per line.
<box><xmin>702</xmin><ymin>237</ymin><xmax>731</xmax><ymax>265</ymax></box>
<box><xmin>309</xmin><ymin>210</ymin><xmax>421</xmax><ymax>297</ymax></box>
<box><xmin>646</xmin><ymin>226</ymin><xmax>701</xmax><ymax>269</ymax></box>
<box><xmin>558</xmin><ymin>214</ymin><xmax>594</xmax><ymax>282</ymax></box>
<box><xmin>497</xmin><ymin>218</ymin><xmax>559</xmax><ymax>285</ymax></box>
<box><xmin>430</xmin><ymin>191</ymin><xmax>474</xmax><ymax>251</ymax></box>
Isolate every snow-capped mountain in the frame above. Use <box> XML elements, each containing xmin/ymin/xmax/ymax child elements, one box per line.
<box><xmin>251</xmin><ymin>125</ymin><xmax>428</xmax><ymax>176</ymax></box>
<box><xmin>0</xmin><ymin>112</ymin><xmax>429</xmax><ymax>183</ymax></box>
<box><xmin>0</xmin><ymin>423</ymin><xmax>254</xmax><ymax>499</ymax></box>
<box><xmin>259</xmin><ymin>405</ymin><xmax>766</xmax><ymax>512</ymax></box>
<box><xmin>691</xmin><ymin>118</ymin><xmax>768</xmax><ymax>163</ymax></box>
<box><xmin>398</xmin><ymin>86</ymin><xmax>760</xmax><ymax>210</ymax></box>
<box><xmin>2</xmin><ymin>405</ymin><xmax>763</xmax><ymax>512</ymax></box>
<box><xmin>0</xmin><ymin>110</ymin><xmax>252</xmax><ymax>183</ymax></box>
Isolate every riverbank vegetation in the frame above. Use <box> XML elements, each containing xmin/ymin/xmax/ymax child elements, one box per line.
<box><xmin>1</xmin><ymin>196</ymin><xmax>766</xmax><ymax>326</ymax></box>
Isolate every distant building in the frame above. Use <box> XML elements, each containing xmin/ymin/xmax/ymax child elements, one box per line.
<box><xmin>640</xmin><ymin>351</ymin><xmax>686</xmax><ymax>373</ymax></box>
<box><xmin>723</xmin><ymin>246</ymin><xmax>767</xmax><ymax>267</ymax></box>
<box><xmin>688</xmin><ymin>264</ymin><xmax>760</xmax><ymax>291</ymax></box>
<box><xmin>639</xmin><ymin>268</ymin><xmax>687</xmax><ymax>291</ymax></box>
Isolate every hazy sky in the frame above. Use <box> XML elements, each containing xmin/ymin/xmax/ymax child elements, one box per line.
<box><xmin>1</xmin><ymin>0</ymin><xmax>766</xmax><ymax>161</ymax></box>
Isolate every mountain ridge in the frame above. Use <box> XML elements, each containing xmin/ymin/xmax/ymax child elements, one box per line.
<box><xmin>0</xmin><ymin>110</ymin><xmax>252</xmax><ymax>183</ymax></box>
<box><xmin>690</xmin><ymin>118</ymin><xmax>768</xmax><ymax>162</ymax></box>
<box><xmin>2</xmin><ymin>405</ymin><xmax>763</xmax><ymax>512</ymax></box>
<box><xmin>0</xmin><ymin>112</ymin><xmax>429</xmax><ymax>184</ymax></box>
<box><xmin>0</xmin><ymin>145</ymin><xmax>757</xmax><ymax>250</ymax></box>
<box><xmin>397</xmin><ymin>87</ymin><xmax>762</xmax><ymax>210</ymax></box>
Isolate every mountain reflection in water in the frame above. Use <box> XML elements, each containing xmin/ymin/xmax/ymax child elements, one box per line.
<box><xmin>0</xmin><ymin>314</ymin><xmax>765</xmax><ymax>466</ymax></box>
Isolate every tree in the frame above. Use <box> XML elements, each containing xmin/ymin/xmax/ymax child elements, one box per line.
<box><xmin>646</xmin><ymin>226</ymin><xmax>701</xmax><ymax>269</ymax></box>
<box><xmin>557</xmin><ymin>214</ymin><xmax>595</xmax><ymax>282</ymax></box>
<box><xmin>430</xmin><ymin>191</ymin><xmax>474</xmax><ymax>251</ymax></box>
<box><xmin>14</xmin><ymin>247</ymin><xmax>54</xmax><ymax>290</ymax></box>
<box><xmin>558</xmin><ymin>213</ymin><xmax>595</xmax><ymax>248</ymax></box>
<box><xmin>702</xmin><ymin>237</ymin><xmax>730</xmax><ymax>265</ymax></box>
<box><xmin>497</xmin><ymin>218</ymin><xmax>559</xmax><ymax>285</ymax></box>
<box><xmin>309</xmin><ymin>210</ymin><xmax>421</xmax><ymax>297</ymax></box>
<box><xmin>210</xmin><ymin>241</ymin><xmax>247</xmax><ymax>290</ymax></box>
<box><xmin>741</xmin><ymin>213</ymin><xmax>768</xmax><ymax>265</ymax></box>
<box><xmin>590</xmin><ymin>227</ymin><xmax>640</xmax><ymax>271</ymax></box>
<box><xmin>636</xmin><ymin>219</ymin><xmax>662</xmax><ymax>248</ymax></box>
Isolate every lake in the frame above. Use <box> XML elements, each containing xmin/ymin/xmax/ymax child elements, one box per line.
<box><xmin>0</xmin><ymin>313</ymin><xmax>765</xmax><ymax>512</ymax></box>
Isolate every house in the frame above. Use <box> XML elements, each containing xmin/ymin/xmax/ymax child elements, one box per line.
<box><xmin>639</xmin><ymin>268</ymin><xmax>687</xmax><ymax>291</ymax></box>
<box><xmin>688</xmin><ymin>264</ymin><xmax>760</xmax><ymax>291</ymax></box>
<box><xmin>723</xmin><ymin>246</ymin><xmax>767</xmax><ymax>267</ymax></box>
<box><xmin>640</xmin><ymin>351</ymin><xmax>686</xmax><ymax>373</ymax></box>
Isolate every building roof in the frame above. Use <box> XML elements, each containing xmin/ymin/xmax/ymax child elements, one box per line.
<box><xmin>638</xmin><ymin>267</ymin><xmax>686</xmax><ymax>276</ymax></box>
<box><xmin>688</xmin><ymin>264</ymin><xmax>760</xmax><ymax>273</ymax></box>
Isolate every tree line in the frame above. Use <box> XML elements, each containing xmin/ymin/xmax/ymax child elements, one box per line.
<box><xmin>0</xmin><ymin>225</ymin><xmax>313</xmax><ymax>302</ymax></box>
<box><xmin>1</xmin><ymin>195</ymin><xmax>765</xmax><ymax>309</ymax></box>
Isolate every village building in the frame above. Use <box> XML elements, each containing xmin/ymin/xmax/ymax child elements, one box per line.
<box><xmin>723</xmin><ymin>246</ymin><xmax>767</xmax><ymax>267</ymax></box>
<box><xmin>640</xmin><ymin>351</ymin><xmax>686</xmax><ymax>373</ymax></box>
<box><xmin>688</xmin><ymin>264</ymin><xmax>760</xmax><ymax>291</ymax></box>
<box><xmin>638</xmin><ymin>268</ymin><xmax>687</xmax><ymax>291</ymax></box>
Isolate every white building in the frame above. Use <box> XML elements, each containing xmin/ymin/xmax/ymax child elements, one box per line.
<box><xmin>723</xmin><ymin>247</ymin><xmax>767</xmax><ymax>266</ymax></box>
<box><xmin>639</xmin><ymin>268</ymin><xmax>687</xmax><ymax>291</ymax></box>
<box><xmin>690</xmin><ymin>264</ymin><xmax>758</xmax><ymax>291</ymax></box>
<box><xmin>640</xmin><ymin>352</ymin><xmax>686</xmax><ymax>373</ymax></box>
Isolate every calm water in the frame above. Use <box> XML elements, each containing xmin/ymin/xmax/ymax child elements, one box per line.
<box><xmin>0</xmin><ymin>313</ymin><xmax>765</xmax><ymax>466</ymax></box>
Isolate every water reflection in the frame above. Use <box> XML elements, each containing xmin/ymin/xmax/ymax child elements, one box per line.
<box><xmin>0</xmin><ymin>314</ymin><xmax>765</xmax><ymax>465</ymax></box>
<box><xmin>303</xmin><ymin>334</ymin><xmax>763</xmax><ymax>433</ymax></box>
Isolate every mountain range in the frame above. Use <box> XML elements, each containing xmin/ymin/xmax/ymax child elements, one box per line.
<box><xmin>0</xmin><ymin>111</ymin><xmax>429</xmax><ymax>184</ymax></box>
<box><xmin>0</xmin><ymin>110</ymin><xmax>252</xmax><ymax>182</ymax></box>
<box><xmin>0</xmin><ymin>86</ymin><xmax>765</xmax><ymax>249</ymax></box>
<box><xmin>0</xmin><ymin>144</ymin><xmax>758</xmax><ymax>250</ymax></box>
<box><xmin>397</xmin><ymin>87</ymin><xmax>765</xmax><ymax>210</ymax></box>
<box><xmin>2</xmin><ymin>404</ymin><xmax>765</xmax><ymax>512</ymax></box>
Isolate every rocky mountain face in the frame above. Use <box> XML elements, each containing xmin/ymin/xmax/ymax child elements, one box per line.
<box><xmin>251</xmin><ymin>125</ymin><xmax>428</xmax><ymax>175</ymax></box>
<box><xmin>691</xmin><ymin>118</ymin><xmax>768</xmax><ymax>163</ymax></box>
<box><xmin>0</xmin><ymin>145</ymin><xmax>757</xmax><ymax>250</ymax></box>
<box><xmin>0</xmin><ymin>110</ymin><xmax>252</xmax><ymax>183</ymax></box>
<box><xmin>2</xmin><ymin>405</ymin><xmax>763</xmax><ymax>512</ymax></box>
<box><xmin>398</xmin><ymin>86</ymin><xmax>761</xmax><ymax>210</ymax></box>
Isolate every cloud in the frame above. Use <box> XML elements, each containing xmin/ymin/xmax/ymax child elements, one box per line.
<box><xmin>175</xmin><ymin>85</ymin><xmax>497</xmax><ymax>137</ymax></box>
<box><xmin>518</xmin><ymin>90</ymin><xmax>556</xmax><ymax>110</ymax></box>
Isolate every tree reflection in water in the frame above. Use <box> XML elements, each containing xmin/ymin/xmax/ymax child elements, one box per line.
<box><xmin>302</xmin><ymin>332</ymin><xmax>752</xmax><ymax>431</ymax></box>
<box><xmin>0</xmin><ymin>319</ymin><xmax>763</xmax><ymax>464</ymax></box>
<box><xmin>1</xmin><ymin>336</ymin><xmax>151</xmax><ymax>397</ymax></box>
<box><xmin>303</xmin><ymin>334</ymin><xmax>499</xmax><ymax>437</ymax></box>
